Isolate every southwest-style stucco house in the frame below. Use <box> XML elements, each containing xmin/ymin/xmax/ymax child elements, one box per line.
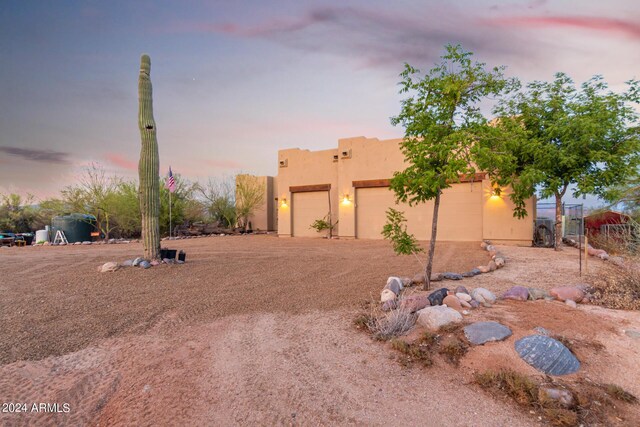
<box><xmin>241</xmin><ymin>136</ymin><xmax>535</xmax><ymax>245</ymax></box>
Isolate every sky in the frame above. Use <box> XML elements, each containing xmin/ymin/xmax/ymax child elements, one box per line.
<box><xmin>0</xmin><ymin>0</ymin><xmax>639</xmax><ymax>205</ymax></box>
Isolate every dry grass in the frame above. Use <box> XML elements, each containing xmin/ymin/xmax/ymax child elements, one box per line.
<box><xmin>438</xmin><ymin>337</ymin><xmax>468</xmax><ymax>366</ymax></box>
<box><xmin>475</xmin><ymin>370</ymin><xmax>638</xmax><ymax>426</ymax></box>
<box><xmin>354</xmin><ymin>302</ymin><xmax>416</xmax><ymax>341</ymax></box>
<box><xmin>390</xmin><ymin>339</ymin><xmax>433</xmax><ymax>367</ymax></box>
<box><xmin>589</xmin><ymin>261</ymin><xmax>640</xmax><ymax>310</ymax></box>
<box><xmin>604</xmin><ymin>383</ymin><xmax>638</xmax><ymax>404</ymax></box>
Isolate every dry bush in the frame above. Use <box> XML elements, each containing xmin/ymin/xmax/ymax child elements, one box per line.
<box><xmin>589</xmin><ymin>261</ymin><xmax>640</xmax><ymax>310</ymax></box>
<box><xmin>604</xmin><ymin>383</ymin><xmax>638</xmax><ymax>403</ymax></box>
<box><xmin>390</xmin><ymin>339</ymin><xmax>433</xmax><ymax>367</ymax></box>
<box><xmin>476</xmin><ymin>370</ymin><xmax>638</xmax><ymax>426</ymax></box>
<box><xmin>354</xmin><ymin>303</ymin><xmax>416</xmax><ymax>341</ymax></box>
<box><xmin>587</xmin><ymin>220</ymin><xmax>640</xmax><ymax>256</ymax></box>
<box><xmin>438</xmin><ymin>337</ymin><xmax>468</xmax><ymax>366</ymax></box>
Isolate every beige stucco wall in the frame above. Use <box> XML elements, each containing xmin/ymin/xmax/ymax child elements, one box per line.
<box><xmin>274</xmin><ymin>136</ymin><xmax>535</xmax><ymax>245</ymax></box>
<box><xmin>277</xmin><ymin>148</ymin><xmax>339</xmax><ymax>237</ymax></box>
<box><xmin>235</xmin><ymin>175</ymin><xmax>276</xmax><ymax>231</ymax></box>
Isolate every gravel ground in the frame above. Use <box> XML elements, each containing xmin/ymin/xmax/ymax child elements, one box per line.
<box><xmin>0</xmin><ymin>235</ymin><xmax>486</xmax><ymax>364</ymax></box>
<box><xmin>1</xmin><ymin>237</ymin><xmax>638</xmax><ymax>426</ymax></box>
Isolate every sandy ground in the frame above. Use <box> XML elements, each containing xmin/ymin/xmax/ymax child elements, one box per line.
<box><xmin>0</xmin><ymin>236</ymin><xmax>638</xmax><ymax>426</ymax></box>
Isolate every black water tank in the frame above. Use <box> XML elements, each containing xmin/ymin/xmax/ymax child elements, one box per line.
<box><xmin>51</xmin><ymin>214</ymin><xmax>97</xmax><ymax>243</ymax></box>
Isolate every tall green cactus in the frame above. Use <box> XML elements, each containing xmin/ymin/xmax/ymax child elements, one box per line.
<box><xmin>138</xmin><ymin>54</ymin><xmax>161</xmax><ymax>259</ymax></box>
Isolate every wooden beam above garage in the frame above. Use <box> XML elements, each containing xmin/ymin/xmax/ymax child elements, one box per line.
<box><xmin>352</xmin><ymin>179</ymin><xmax>391</xmax><ymax>188</ymax></box>
<box><xmin>353</xmin><ymin>173</ymin><xmax>487</xmax><ymax>189</ymax></box>
<box><xmin>289</xmin><ymin>184</ymin><xmax>331</xmax><ymax>193</ymax></box>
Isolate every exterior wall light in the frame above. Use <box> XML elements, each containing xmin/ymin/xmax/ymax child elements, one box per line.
<box><xmin>490</xmin><ymin>186</ymin><xmax>502</xmax><ymax>199</ymax></box>
<box><xmin>280</xmin><ymin>198</ymin><xmax>288</xmax><ymax>208</ymax></box>
<box><xmin>341</xmin><ymin>194</ymin><xmax>351</xmax><ymax>205</ymax></box>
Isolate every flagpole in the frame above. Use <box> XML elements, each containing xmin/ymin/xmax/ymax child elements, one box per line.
<box><xmin>169</xmin><ymin>190</ymin><xmax>172</xmax><ymax>239</ymax></box>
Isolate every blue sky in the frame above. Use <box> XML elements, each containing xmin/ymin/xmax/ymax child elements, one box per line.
<box><xmin>0</xmin><ymin>0</ymin><xmax>638</xmax><ymax>204</ymax></box>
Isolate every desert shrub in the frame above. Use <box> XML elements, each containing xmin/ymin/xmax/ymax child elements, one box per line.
<box><xmin>475</xmin><ymin>370</ymin><xmax>539</xmax><ymax>407</ymax></box>
<box><xmin>367</xmin><ymin>307</ymin><xmax>416</xmax><ymax>341</ymax></box>
<box><xmin>604</xmin><ymin>384</ymin><xmax>638</xmax><ymax>403</ymax></box>
<box><xmin>589</xmin><ymin>261</ymin><xmax>640</xmax><ymax>310</ymax></box>
<box><xmin>390</xmin><ymin>338</ymin><xmax>433</xmax><ymax>367</ymax></box>
<box><xmin>438</xmin><ymin>337</ymin><xmax>468</xmax><ymax>366</ymax></box>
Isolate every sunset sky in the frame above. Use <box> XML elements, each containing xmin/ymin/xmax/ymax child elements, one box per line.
<box><xmin>1</xmin><ymin>0</ymin><xmax>639</xmax><ymax>203</ymax></box>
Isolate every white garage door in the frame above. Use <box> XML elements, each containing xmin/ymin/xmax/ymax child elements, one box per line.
<box><xmin>292</xmin><ymin>191</ymin><xmax>330</xmax><ymax>237</ymax></box>
<box><xmin>355</xmin><ymin>183</ymin><xmax>483</xmax><ymax>241</ymax></box>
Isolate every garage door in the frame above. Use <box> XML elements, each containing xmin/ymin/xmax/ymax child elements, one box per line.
<box><xmin>292</xmin><ymin>191</ymin><xmax>330</xmax><ymax>237</ymax></box>
<box><xmin>355</xmin><ymin>183</ymin><xmax>483</xmax><ymax>241</ymax></box>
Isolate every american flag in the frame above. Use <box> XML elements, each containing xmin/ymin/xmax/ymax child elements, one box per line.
<box><xmin>166</xmin><ymin>167</ymin><xmax>176</xmax><ymax>193</ymax></box>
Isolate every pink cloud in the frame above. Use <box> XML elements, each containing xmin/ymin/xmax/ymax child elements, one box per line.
<box><xmin>484</xmin><ymin>16</ymin><xmax>640</xmax><ymax>39</ymax></box>
<box><xmin>105</xmin><ymin>153</ymin><xmax>137</xmax><ymax>171</ymax></box>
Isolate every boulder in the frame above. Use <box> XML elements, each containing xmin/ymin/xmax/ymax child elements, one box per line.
<box><xmin>486</xmin><ymin>244</ymin><xmax>495</xmax><ymax>252</ymax></box>
<box><xmin>456</xmin><ymin>292</ymin><xmax>472</xmax><ymax>302</ymax></box>
<box><xmin>416</xmin><ymin>306</ymin><xmax>463</xmax><ymax>331</ymax></box>
<box><xmin>99</xmin><ymin>262</ymin><xmax>119</xmax><ymax>273</ymax></box>
<box><xmin>443</xmin><ymin>295</ymin><xmax>463</xmax><ymax>311</ymax></box>
<box><xmin>132</xmin><ymin>257</ymin><xmax>144</xmax><ymax>267</ymax></box>
<box><xmin>565</xmin><ymin>300</ymin><xmax>577</xmax><ymax>309</ymax></box>
<box><xmin>528</xmin><ymin>288</ymin><xmax>549</xmax><ymax>301</ymax></box>
<box><xmin>401</xmin><ymin>277</ymin><xmax>412</xmax><ymax>287</ymax></box>
<box><xmin>515</xmin><ymin>335</ymin><xmax>580</xmax><ymax>376</ymax></box>
<box><xmin>477</xmin><ymin>265</ymin><xmax>490</xmax><ymax>273</ymax></box>
<box><xmin>459</xmin><ymin>299</ymin><xmax>472</xmax><ymax>308</ymax></box>
<box><xmin>121</xmin><ymin>259</ymin><xmax>134</xmax><ymax>267</ymax></box>
<box><xmin>550</xmin><ymin>286</ymin><xmax>585</xmax><ymax>303</ymax></box>
<box><xmin>469</xmin><ymin>300</ymin><xmax>480</xmax><ymax>309</ymax></box>
<box><xmin>399</xmin><ymin>295</ymin><xmax>430</xmax><ymax>313</ymax></box>
<box><xmin>427</xmin><ymin>288</ymin><xmax>450</xmax><ymax>306</ymax></box>
<box><xmin>480</xmin><ymin>241</ymin><xmax>488</xmax><ymax>249</ymax></box>
<box><xmin>488</xmin><ymin>260</ymin><xmax>497</xmax><ymax>272</ymax></box>
<box><xmin>538</xmin><ymin>388</ymin><xmax>575</xmax><ymax>408</ymax></box>
<box><xmin>381</xmin><ymin>299</ymin><xmax>398</xmax><ymax>311</ymax></box>
<box><xmin>471</xmin><ymin>288</ymin><xmax>497</xmax><ymax>306</ymax></box>
<box><xmin>151</xmin><ymin>260</ymin><xmax>161</xmax><ymax>266</ymax></box>
<box><xmin>380</xmin><ymin>289</ymin><xmax>396</xmax><ymax>303</ymax></box>
<box><xmin>494</xmin><ymin>257</ymin><xmax>505</xmax><ymax>268</ymax></box>
<box><xmin>82</xmin><ymin>241</ymin><xmax>92</xmax><ymax>245</ymax></box>
<box><xmin>431</xmin><ymin>273</ymin><xmax>444</xmax><ymax>282</ymax></box>
<box><xmin>385</xmin><ymin>277</ymin><xmax>403</xmax><ymax>295</ymax></box>
<box><xmin>462</xmin><ymin>271</ymin><xmax>475</xmax><ymax>278</ymax></box>
<box><xmin>464</xmin><ymin>321</ymin><xmax>512</xmax><ymax>345</ymax></box>
<box><xmin>609</xmin><ymin>256</ymin><xmax>624</xmax><ymax>267</ymax></box>
<box><xmin>597</xmin><ymin>252</ymin><xmax>609</xmax><ymax>261</ymax></box>
<box><xmin>502</xmin><ymin>286</ymin><xmax>530</xmax><ymax>301</ymax></box>
<box><xmin>139</xmin><ymin>260</ymin><xmax>151</xmax><ymax>269</ymax></box>
<box><xmin>412</xmin><ymin>273</ymin><xmax>425</xmax><ymax>285</ymax></box>
<box><xmin>442</xmin><ymin>272</ymin><xmax>463</xmax><ymax>280</ymax></box>
<box><xmin>455</xmin><ymin>285</ymin><xmax>470</xmax><ymax>295</ymax></box>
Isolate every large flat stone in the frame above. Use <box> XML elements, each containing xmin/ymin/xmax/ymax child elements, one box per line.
<box><xmin>515</xmin><ymin>335</ymin><xmax>580</xmax><ymax>376</ymax></box>
<box><xmin>464</xmin><ymin>321</ymin><xmax>512</xmax><ymax>345</ymax></box>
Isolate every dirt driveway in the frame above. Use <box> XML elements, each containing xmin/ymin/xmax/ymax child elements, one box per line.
<box><xmin>0</xmin><ymin>236</ymin><xmax>638</xmax><ymax>426</ymax></box>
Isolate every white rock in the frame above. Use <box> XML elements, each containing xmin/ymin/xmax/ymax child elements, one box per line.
<box><xmin>471</xmin><ymin>288</ymin><xmax>497</xmax><ymax>305</ymax></box>
<box><xmin>565</xmin><ymin>300</ymin><xmax>577</xmax><ymax>309</ymax></box>
<box><xmin>416</xmin><ymin>306</ymin><xmax>463</xmax><ymax>330</ymax></box>
<box><xmin>456</xmin><ymin>292</ymin><xmax>472</xmax><ymax>302</ymax></box>
<box><xmin>99</xmin><ymin>262</ymin><xmax>119</xmax><ymax>273</ymax></box>
<box><xmin>381</xmin><ymin>289</ymin><xmax>396</xmax><ymax>303</ymax></box>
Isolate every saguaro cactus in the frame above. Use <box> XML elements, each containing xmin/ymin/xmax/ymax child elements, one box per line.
<box><xmin>137</xmin><ymin>54</ymin><xmax>161</xmax><ymax>259</ymax></box>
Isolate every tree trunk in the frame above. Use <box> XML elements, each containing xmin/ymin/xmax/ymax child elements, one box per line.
<box><xmin>424</xmin><ymin>191</ymin><xmax>441</xmax><ymax>291</ymax></box>
<box><xmin>554</xmin><ymin>192</ymin><xmax>563</xmax><ymax>251</ymax></box>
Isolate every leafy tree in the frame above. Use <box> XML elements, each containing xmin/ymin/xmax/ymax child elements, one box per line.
<box><xmin>198</xmin><ymin>176</ymin><xmax>237</xmax><ymax>227</ymax></box>
<box><xmin>60</xmin><ymin>163</ymin><xmax>120</xmax><ymax>239</ymax></box>
<box><xmin>160</xmin><ymin>173</ymin><xmax>201</xmax><ymax>236</ymax></box>
<box><xmin>387</xmin><ymin>44</ymin><xmax>518</xmax><ymax>290</ymax></box>
<box><xmin>482</xmin><ymin>73</ymin><xmax>640</xmax><ymax>249</ymax></box>
<box><xmin>382</xmin><ymin>208</ymin><xmax>424</xmax><ymax>267</ymax></box>
<box><xmin>235</xmin><ymin>174</ymin><xmax>266</xmax><ymax>231</ymax></box>
<box><xmin>111</xmin><ymin>181</ymin><xmax>141</xmax><ymax>237</ymax></box>
<box><xmin>0</xmin><ymin>193</ymin><xmax>38</xmax><ymax>232</ymax></box>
